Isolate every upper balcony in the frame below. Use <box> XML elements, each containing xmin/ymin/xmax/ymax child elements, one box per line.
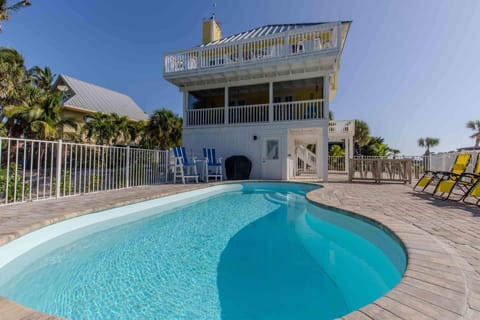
<box><xmin>163</xmin><ymin>22</ymin><xmax>351</xmax><ymax>87</ymax></box>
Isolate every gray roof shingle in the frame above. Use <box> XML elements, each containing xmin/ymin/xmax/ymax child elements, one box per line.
<box><xmin>59</xmin><ymin>74</ymin><xmax>149</xmax><ymax>121</ymax></box>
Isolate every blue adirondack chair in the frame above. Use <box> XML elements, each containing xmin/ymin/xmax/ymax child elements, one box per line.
<box><xmin>203</xmin><ymin>147</ymin><xmax>223</xmax><ymax>182</ymax></box>
<box><xmin>172</xmin><ymin>147</ymin><xmax>199</xmax><ymax>184</ymax></box>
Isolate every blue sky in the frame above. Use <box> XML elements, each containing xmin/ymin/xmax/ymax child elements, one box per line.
<box><xmin>1</xmin><ymin>0</ymin><xmax>479</xmax><ymax>154</ymax></box>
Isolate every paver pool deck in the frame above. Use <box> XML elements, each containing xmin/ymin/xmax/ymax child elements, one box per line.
<box><xmin>0</xmin><ymin>181</ymin><xmax>479</xmax><ymax>319</ymax></box>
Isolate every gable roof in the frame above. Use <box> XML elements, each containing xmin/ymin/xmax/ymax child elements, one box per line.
<box><xmin>58</xmin><ymin>74</ymin><xmax>149</xmax><ymax>121</ymax></box>
<box><xmin>201</xmin><ymin>22</ymin><xmax>351</xmax><ymax>47</ymax></box>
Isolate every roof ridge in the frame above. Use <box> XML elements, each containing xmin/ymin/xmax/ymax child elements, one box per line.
<box><xmin>60</xmin><ymin>74</ymin><xmax>134</xmax><ymax>101</ymax></box>
<box><xmin>58</xmin><ymin>74</ymin><xmax>148</xmax><ymax>121</ymax></box>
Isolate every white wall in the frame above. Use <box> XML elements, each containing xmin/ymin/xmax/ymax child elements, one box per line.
<box><xmin>183</xmin><ymin>125</ymin><xmax>290</xmax><ymax>179</ymax></box>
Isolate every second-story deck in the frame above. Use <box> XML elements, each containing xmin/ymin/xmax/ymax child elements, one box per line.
<box><xmin>164</xmin><ymin>21</ymin><xmax>350</xmax><ymax>85</ymax></box>
<box><xmin>184</xmin><ymin>99</ymin><xmax>354</xmax><ymax>135</ymax></box>
<box><xmin>185</xmin><ymin>99</ymin><xmax>325</xmax><ymax>127</ymax></box>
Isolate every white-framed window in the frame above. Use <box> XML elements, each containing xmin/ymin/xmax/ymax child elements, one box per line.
<box><xmin>266</xmin><ymin>139</ymin><xmax>279</xmax><ymax>160</ymax></box>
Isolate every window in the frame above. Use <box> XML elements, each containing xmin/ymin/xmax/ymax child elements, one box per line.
<box><xmin>284</xmin><ymin>96</ymin><xmax>293</xmax><ymax>102</ymax></box>
<box><xmin>266</xmin><ymin>139</ymin><xmax>279</xmax><ymax>160</ymax></box>
<box><xmin>273</xmin><ymin>97</ymin><xmax>282</xmax><ymax>103</ymax></box>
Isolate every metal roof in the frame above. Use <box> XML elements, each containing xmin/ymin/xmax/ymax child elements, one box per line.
<box><xmin>200</xmin><ymin>22</ymin><xmax>348</xmax><ymax>47</ymax></box>
<box><xmin>59</xmin><ymin>74</ymin><xmax>149</xmax><ymax>121</ymax></box>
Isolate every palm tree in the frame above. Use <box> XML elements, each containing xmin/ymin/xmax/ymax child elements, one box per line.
<box><xmin>354</xmin><ymin>119</ymin><xmax>371</xmax><ymax>155</ymax></box>
<box><xmin>389</xmin><ymin>148</ymin><xmax>401</xmax><ymax>158</ymax></box>
<box><xmin>0</xmin><ymin>47</ymin><xmax>30</xmax><ymax>135</ymax></box>
<box><xmin>30</xmin><ymin>66</ymin><xmax>56</xmax><ymax>91</ymax></box>
<box><xmin>141</xmin><ymin>109</ymin><xmax>182</xmax><ymax>149</ymax></box>
<box><xmin>0</xmin><ymin>47</ymin><xmax>28</xmax><ymax>105</ymax></box>
<box><xmin>109</xmin><ymin>113</ymin><xmax>133</xmax><ymax>145</ymax></box>
<box><xmin>466</xmin><ymin>120</ymin><xmax>480</xmax><ymax>148</ymax></box>
<box><xmin>418</xmin><ymin>137</ymin><xmax>440</xmax><ymax>155</ymax></box>
<box><xmin>4</xmin><ymin>91</ymin><xmax>78</xmax><ymax>139</ymax></box>
<box><xmin>0</xmin><ymin>0</ymin><xmax>31</xmax><ymax>32</ymax></box>
<box><xmin>83</xmin><ymin>112</ymin><xmax>115</xmax><ymax>145</ymax></box>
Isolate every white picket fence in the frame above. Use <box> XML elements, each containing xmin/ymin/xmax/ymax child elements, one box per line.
<box><xmin>0</xmin><ymin>137</ymin><xmax>170</xmax><ymax>206</ymax></box>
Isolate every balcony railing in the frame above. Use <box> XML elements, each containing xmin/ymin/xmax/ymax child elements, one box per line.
<box><xmin>186</xmin><ymin>107</ymin><xmax>224</xmax><ymax>126</ymax></box>
<box><xmin>228</xmin><ymin>104</ymin><xmax>269</xmax><ymax>124</ymax></box>
<box><xmin>164</xmin><ymin>23</ymin><xmax>339</xmax><ymax>74</ymax></box>
<box><xmin>273</xmin><ymin>99</ymin><xmax>324</xmax><ymax>122</ymax></box>
<box><xmin>185</xmin><ymin>99</ymin><xmax>325</xmax><ymax>127</ymax></box>
<box><xmin>328</xmin><ymin>120</ymin><xmax>355</xmax><ymax>136</ymax></box>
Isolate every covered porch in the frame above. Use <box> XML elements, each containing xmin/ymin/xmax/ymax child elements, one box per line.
<box><xmin>184</xmin><ymin>77</ymin><xmax>328</xmax><ymax>127</ymax></box>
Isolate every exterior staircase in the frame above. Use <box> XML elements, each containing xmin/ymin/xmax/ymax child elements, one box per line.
<box><xmin>296</xmin><ymin>145</ymin><xmax>317</xmax><ymax>175</ymax></box>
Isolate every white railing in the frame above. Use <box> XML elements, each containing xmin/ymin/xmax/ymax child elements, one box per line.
<box><xmin>349</xmin><ymin>158</ymin><xmax>412</xmax><ymax>183</ymax></box>
<box><xmin>273</xmin><ymin>99</ymin><xmax>324</xmax><ymax>122</ymax></box>
<box><xmin>228</xmin><ymin>104</ymin><xmax>269</xmax><ymax>124</ymax></box>
<box><xmin>185</xmin><ymin>100</ymin><xmax>325</xmax><ymax>127</ymax></box>
<box><xmin>328</xmin><ymin>120</ymin><xmax>355</xmax><ymax>136</ymax></box>
<box><xmin>0</xmin><ymin>137</ymin><xmax>169</xmax><ymax>206</ymax></box>
<box><xmin>164</xmin><ymin>23</ymin><xmax>339</xmax><ymax>74</ymax></box>
<box><xmin>186</xmin><ymin>107</ymin><xmax>224</xmax><ymax>127</ymax></box>
<box><xmin>328</xmin><ymin>156</ymin><xmax>346</xmax><ymax>172</ymax></box>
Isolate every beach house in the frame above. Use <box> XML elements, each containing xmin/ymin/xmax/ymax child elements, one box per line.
<box><xmin>163</xmin><ymin>16</ymin><xmax>353</xmax><ymax>180</ymax></box>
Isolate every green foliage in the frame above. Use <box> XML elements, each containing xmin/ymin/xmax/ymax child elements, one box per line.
<box><xmin>354</xmin><ymin>119</ymin><xmax>400</xmax><ymax>156</ymax></box>
<box><xmin>417</xmin><ymin>137</ymin><xmax>440</xmax><ymax>155</ymax></box>
<box><xmin>1</xmin><ymin>47</ymin><xmax>183</xmax><ymax>149</ymax></box>
<box><xmin>51</xmin><ymin>170</ymin><xmax>74</xmax><ymax>196</ymax></box>
<box><xmin>140</xmin><ymin>109</ymin><xmax>182</xmax><ymax>149</ymax></box>
<box><xmin>354</xmin><ymin>120</ymin><xmax>371</xmax><ymax>148</ymax></box>
<box><xmin>0</xmin><ymin>1</ymin><xmax>31</xmax><ymax>32</ymax></box>
<box><xmin>1</xmin><ymin>47</ymin><xmax>79</xmax><ymax>140</ymax></box>
<box><xmin>83</xmin><ymin>112</ymin><xmax>144</xmax><ymax>145</ymax></box>
<box><xmin>466</xmin><ymin>120</ymin><xmax>480</xmax><ymax>148</ymax></box>
<box><xmin>329</xmin><ymin>145</ymin><xmax>345</xmax><ymax>156</ymax></box>
<box><xmin>0</xmin><ymin>163</ymin><xmax>30</xmax><ymax>202</ymax></box>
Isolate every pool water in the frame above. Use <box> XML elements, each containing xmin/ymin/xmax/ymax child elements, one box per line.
<box><xmin>0</xmin><ymin>182</ymin><xmax>406</xmax><ymax>320</ymax></box>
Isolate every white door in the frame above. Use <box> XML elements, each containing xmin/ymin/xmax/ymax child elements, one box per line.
<box><xmin>262</xmin><ymin>137</ymin><xmax>282</xmax><ymax>179</ymax></box>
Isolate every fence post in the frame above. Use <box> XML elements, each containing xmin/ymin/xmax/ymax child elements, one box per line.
<box><xmin>165</xmin><ymin>150</ymin><xmax>169</xmax><ymax>183</ymax></box>
<box><xmin>56</xmin><ymin>139</ymin><xmax>62</xmax><ymax>199</ymax></box>
<box><xmin>126</xmin><ymin>146</ymin><xmax>130</xmax><ymax>188</ymax></box>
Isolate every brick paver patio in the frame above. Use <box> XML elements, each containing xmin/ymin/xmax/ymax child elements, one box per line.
<box><xmin>0</xmin><ymin>181</ymin><xmax>479</xmax><ymax>319</ymax></box>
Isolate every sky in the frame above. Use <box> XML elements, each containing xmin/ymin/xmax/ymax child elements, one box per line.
<box><xmin>1</xmin><ymin>0</ymin><xmax>479</xmax><ymax>155</ymax></box>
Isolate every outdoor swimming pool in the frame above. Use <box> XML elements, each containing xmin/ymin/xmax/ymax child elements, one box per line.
<box><xmin>0</xmin><ymin>182</ymin><xmax>406</xmax><ymax>320</ymax></box>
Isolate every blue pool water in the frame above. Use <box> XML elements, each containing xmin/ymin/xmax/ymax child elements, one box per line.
<box><xmin>0</xmin><ymin>182</ymin><xmax>406</xmax><ymax>319</ymax></box>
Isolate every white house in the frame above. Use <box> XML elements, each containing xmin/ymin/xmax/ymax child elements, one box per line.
<box><xmin>163</xmin><ymin>16</ymin><xmax>354</xmax><ymax>181</ymax></box>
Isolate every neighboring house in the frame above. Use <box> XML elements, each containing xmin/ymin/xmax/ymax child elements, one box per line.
<box><xmin>56</xmin><ymin>74</ymin><xmax>149</xmax><ymax>130</ymax></box>
<box><xmin>163</xmin><ymin>16</ymin><xmax>354</xmax><ymax>181</ymax></box>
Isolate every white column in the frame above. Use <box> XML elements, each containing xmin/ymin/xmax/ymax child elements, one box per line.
<box><xmin>344</xmin><ymin>138</ymin><xmax>349</xmax><ymax>174</ymax></box>
<box><xmin>182</xmin><ymin>91</ymin><xmax>188</xmax><ymax>126</ymax></box>
<box><xmin>269</xmin><ymin>81</ymin><xmax>273</xmax><ymax>123</ymax></box>
<box><xmin>323</xmin><ymin>75</ymin><xmax>330</xmax><ymax>119</ymax></box>
<box><xmin>316</xmin><ymin>133</ymin><xmax>322</xmax><ymax>180</ymax></box>
<box><xmin>224</xmin><ymin>87</ymin><xmax>229</xmax><ymax>124</ymax></box>
<box><xmin>321</xmin><ymin>127</ymin><xmax>329</xmax><ymax>182</ymax></box>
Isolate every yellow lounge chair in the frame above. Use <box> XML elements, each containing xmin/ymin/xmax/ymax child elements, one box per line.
<box><xmin>433</xmin><ymin>153</ymin><xmax>480</xmax><ymax>200</ymax></box>
<box><xmin>413</xmin><ymin>153</ymin><xmax>471</xmax><ymax>192</ymax></box>
<box><xmin>463</xmin><ymin>178</ymin><xmax>480</xmax><ymax>206</ymax></box>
